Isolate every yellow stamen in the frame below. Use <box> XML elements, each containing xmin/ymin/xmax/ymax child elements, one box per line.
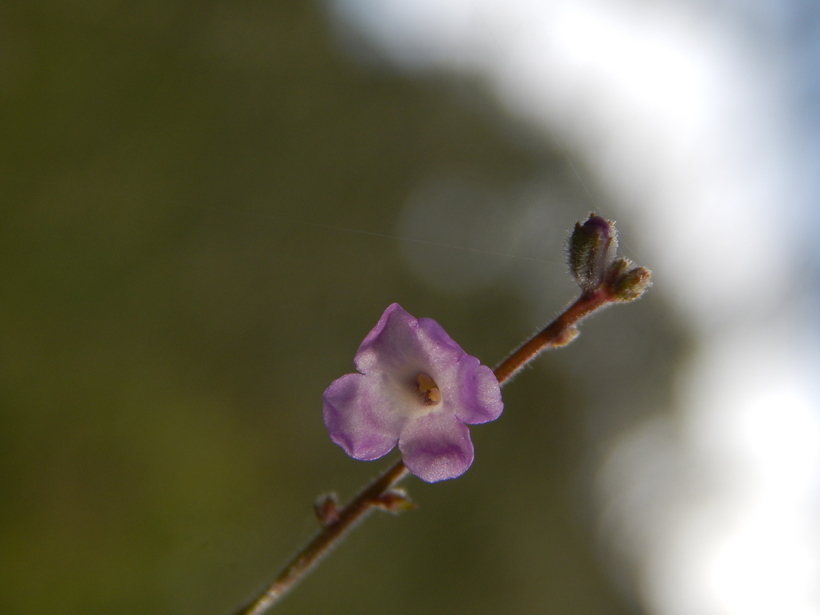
<box><xmin>415</xmin><ymin>373</ymin><xmax>442</xmax><ymax>405</ymax></box>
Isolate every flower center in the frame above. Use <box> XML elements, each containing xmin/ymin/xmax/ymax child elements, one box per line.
<box><xmin>414</xmin><ymin>372</ymin><xmax>442</xmax><ymax>406</ymax></box>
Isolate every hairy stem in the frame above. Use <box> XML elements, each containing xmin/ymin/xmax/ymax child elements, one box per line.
<box><xmin>493</xmin><ymin>287</ymin><xmax>613</xmax><ymax>384</ymax></box>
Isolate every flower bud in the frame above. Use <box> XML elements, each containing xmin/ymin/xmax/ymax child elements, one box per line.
<box><xmin>375</xmin><ymin>489</ymin><xmax>416</xmax><ymax>514</ymax></box>
<box><xmin>314</xmin><ymin>493</ymin><xmax>340</xmax><ymax>525</ymax></box>
<box><xmin>606</xmin><ymin>257</ymin><xmax>631</xmax><ymax>281</ymax></box>
<box><xmin>567</xmin><ymin>214</ymin><xmax>618</xmax><ymax>292</ymax></box>
<box><xmin>612</xmin><ymin>266</ymin><xmax>652</xmax><ymax>301</ymax></box>
<box><xmin>552</xmin><ymin>326</ymin><xmax>579</xmax><ymax>348</ymax></box>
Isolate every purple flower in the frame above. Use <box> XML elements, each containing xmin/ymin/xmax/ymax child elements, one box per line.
<box><xmin>323</xmin><ymin>303</ymin><xmax>504</xmax><ymax>483</ymax></box>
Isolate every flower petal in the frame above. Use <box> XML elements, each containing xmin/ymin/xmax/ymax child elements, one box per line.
<box><xmin>323</xmin><ymin>373</ymin><xmax>400</xmax><ymax>461</ymax></box>
<box><xmin>354</xmin><ymin>304</ymin><xmax>467</xmax><ymax>379</ymax></box>
<box><xmin>354</xmin><ymin>303</ymin><xmax>423</xmax><ymax>374</ymax></box>
<box><xmin>398</xmin><ymin>412</ymin><xmax>474</xmax><ymax>483</ymax></box>
<box><xmin>454</xmin><ymin>358</ymin><xmax>504</xmax><ymax>425</ymax></box>
<box><xmin>415</xmin><ymin>316</ymin><xmax>469</xmax><ymax>376</ymax></box>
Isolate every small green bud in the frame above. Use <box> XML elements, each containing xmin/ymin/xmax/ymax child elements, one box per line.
<box><xmin>567</xmin><ymin>214</ymin><xmax>618</xmax><ymax>292</ymax></box>
<box><xmin>612</xmin><ymin>266</ymin><xmax>652</xmax><ymax>301</ymax></box>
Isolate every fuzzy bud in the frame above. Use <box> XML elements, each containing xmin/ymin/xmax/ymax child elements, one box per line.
<box><xmin>612</xmin><ymin>266</ymin><xmax>652</xmax><ymax>302</ymax></box>
<box><xmin>568</xmin><ymin>214</ymin><xmax>618</xmax><ymax>292</ymax></box>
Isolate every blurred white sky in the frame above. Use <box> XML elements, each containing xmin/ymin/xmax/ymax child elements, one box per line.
<box><xmin>329</xmin><ymin>0</ymin><xmax>820</xmax><ymax>613</ymax></box>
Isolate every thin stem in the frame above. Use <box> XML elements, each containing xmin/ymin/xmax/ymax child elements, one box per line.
<box><xmin>494</xmin><ymin>287</ymin><xmax>613</xmax><ymax>384</ymax></box>
<box><xmin>233</xmin><ymin>287</ymin><xmax>615</xmax><ymax>615</ymax></box>
<box><xmin>233</xmin><ymin>460</ymin><xmax>410</xmax><ymax>615</ymax></box>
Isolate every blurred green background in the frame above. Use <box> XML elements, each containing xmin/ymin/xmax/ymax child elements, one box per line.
<box><xmin>0</xmin><ymin>2</ymin><xmax>686</xmax><ymax>614</ymax></box>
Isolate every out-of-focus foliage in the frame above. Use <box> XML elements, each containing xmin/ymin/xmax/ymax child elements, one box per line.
<box><xmin>0</xmin><ymin>2</ymin><xmax>685</xmax><ymax>614</ymax></box>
